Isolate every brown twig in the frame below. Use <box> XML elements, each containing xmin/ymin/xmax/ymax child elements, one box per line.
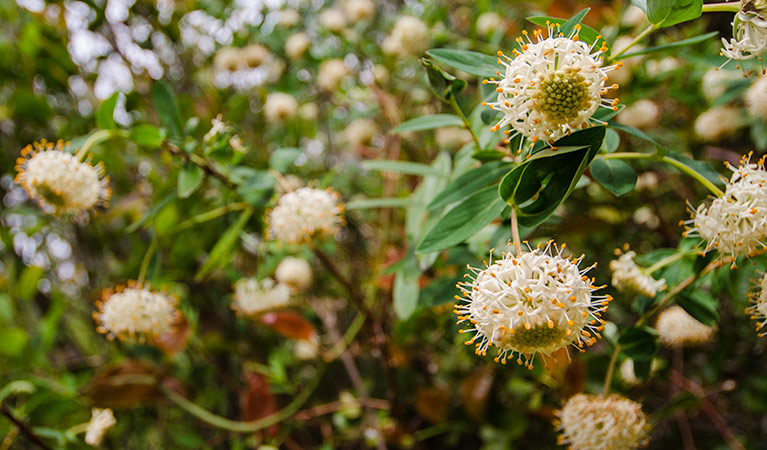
<box><xmin>673</xmin><ymin>348</ymin><xmax>696</xmax><ymax>450</ymax></box>
<box><xmin>162</xmin><ymin>141</ymin><xmax>236</xmax><ymax>189</ymax></box>
<box><xmin>294</xmin><ymin>398</ymin><xmax>390</xmax><ymax>421</ymax></box>
<box><xmin>0</xmin><ymin>403</ymin><xmax>52</xmax><ymax>450</ymax></box>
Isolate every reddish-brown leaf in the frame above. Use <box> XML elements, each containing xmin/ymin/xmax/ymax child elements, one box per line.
<box><xmin>459</xmin><ymin>365</ymin><xmax>494</xmax><ymax>422</ymax></box>
<box><xmin>240</xmin><ymin>372</ymin><xmax>279</xmax><ymax>436</ymax></box>
<box><xmin>84</xmin><ymin>360</ymin><xmax>162</xmax><ymax>409</ymax></box>
<box><xmin>259</xmin><ymin>311</ymin><xmax>317</xmax><ymax>341</ymax></box>
<box><xmin>154</xmin><ymin>313</ymin><xmax>191</xmax><ymax>355</ymax></box>
<box><xmin>415</xmin><ymin>385</ymin><xmax>451</xmax><ymax>423</ymax></box>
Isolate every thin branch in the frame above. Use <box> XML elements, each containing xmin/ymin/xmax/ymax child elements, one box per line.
<box><xmin>162</xmin><ymin>141</ymin><xmax>236</xmax><ymax>189</ymax></box>
<box><xmin>0</xmin><ymin>403</ymin><xmax>52</xmax><ymax>450</ymax></box>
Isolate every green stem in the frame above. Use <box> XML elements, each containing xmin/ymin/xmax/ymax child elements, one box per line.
<box><xmin>137</xmin><ymin>237</ymin><xmax>158</xmax><ymax>285</ymax></box>
<box><xmin>74</xmin><ymin>129</ymin><xmax>122</xmax><ymax>161</ymax></box>
<box><xmin>602</xmin><ymin>343</ymin><xmax>622</xmax><ymax>396</ymax></box>
<box><xmin>510</xmin><ymin>206</ymin><xmax>522</xmax><ymax>257</ymax></box>
<box><xmin>168</xmin><ymin>202</ymin><xmax>250</xmax><ymax>234</ymax></box>
<box><xmin>448</xmin><ymin>95</ymin><xmax>482</xmax><ymax>150</ymax></box>
<box><xmin>610</xmin><ymin>24</ymin><xmax>655</xmax><ymax>62</ymax></box>
<box><xmin>702</xmin><ymin>2</ymin><xmax>742</xmax><ymax>13</ymax></box>
<box><xmin>644</xmin><ymin>250</ymin><xmax>694</xmax><ymax>274</ymax></box>
<box><xmin>159</xmin><ymin>364</ymin><xmax>325</xmax><ymax>433</ymax></box>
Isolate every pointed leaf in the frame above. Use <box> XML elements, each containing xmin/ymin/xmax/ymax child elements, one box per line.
<box><xmin>96</xmin><ymin>92</ymin><xmax>119</xmax><ymax>129</ymax></box>
<box><xmin>590</xmin><ymin>158</ymin><xmax>637</xmax><ymax>196</ymax></box>
<box><xmin>151</xmin><ymin>81</ymin><xmax>183</xmax><ymax>144</ymax></box>
<box><xmin>391</xmin><ymin>114</ymin><xmax>464</xmax><ymax>134</ymax></box>
<box><xmin>425</xmin><ymin>49</ymin><xmax>499</xmax><ymax>78</ymax></box>
<box><xmin>195</xmin><ymin>207</ymin><xmax>254</xmax><ymax>281</ymax></box>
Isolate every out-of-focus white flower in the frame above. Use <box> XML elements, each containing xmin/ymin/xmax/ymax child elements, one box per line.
<box><xmin>229</xmin><ymin>135</ymin><xmax>246</xmax><ymax>153</ymax></box>
<box><xmin>267</xmin><ymin>187</ymin><xmax>345</xmax><ymax>244</ymax></box>
<box><xmin>213</xmin><ymin>47</ymin><xmax>243</xmax><ymax>71</ymax></box>
<box><xmin>633</xmin><ymin>206</ymin><xmax>661</xmax><ymax>229</ymax></box>
<box><xmin>382</xmin><ymin>16</ymin><xmax>429</xmax><ymax>56</ymax></box>
<box><xmin>232</xmin><ymin>277</ymin><xmax>291</xmax><ymax>317</ymax></box>
<box><xmin>645</xmin><ymin>57</ymin><xmax>680</xmax><ymax>77</ymax></box>
<box><xmin>622</xmin><ymin>5</ymin><xmax>647</xmax><ymax>27</ymax></box>
<box><xmin>702</xmin><ymin>68</ymin><xmax>741</xmax><ymax>102</ymax></box>
<box><xmin>264</xmin><ymin>92</ymin><xmax>298</xmax><ymax>123</ymax></box>
<box><xmin>609</xmin><ymin>250</ymin><xmax>666</xmax><ymax>297</ymax></box>
<box><xmin>747</xmin><ymin>272</ymin><xmax>767</xmax><ymax>337</ymax></box>
<box><xmin>610</xmin><ymin>36</ymin><xmax>641</xmax><ymax>86</ymax></box>
<box><xmin>320</xmin><ymin>8</ymin><xmax>346</xmax><ymax>32</ymax></box>
<box><xmin>484</xmin><ymin>24</ymin><xmax>621</xmax><ymax>146</ymax></box>
<box><xmin>275</xmin><ymin>257</ymin><xmax>313</xmax><ymax>291</ymax></box>
<box><xmin>635</xmin><ymin>172</ymin><xmax>659</xmax><ymax>191</ymax></box>
<box><xmin>299</xmin><ymin>103</ymin><xmax>319</xmax><ymax>121</ymax></box>
<box><xmin>656</xmin><ymin>305</ymin><xmax>716</xmax><ymax>347</ymax></box>
<box><xmin>694</xmin><ymin>105</ymin><xmax>743</xmax><ymax>141</ymax></box>
<box><xmin>746</xmin><ymin>75</ymin><xmax>767</xmax><ymax>119</ymax></box>
<box><xmin>617</xmin><ymin>99</ymin><xmax>660</xmax><ymax>129</ymax></box>
<box><xmin>556</xmin><ymin>394</ymin><xmax>649</xmax><ymax>450</ymax></box>
<box><xmin>620</xmin><ymin>358</ymin><xmax>640</xmax><ymax>386</ymax></box>
<box><xmin>293</xmin><ymin>337</ymin><xmax>320</xmax><ymax>360</ymax></box>
<box><xmin>84</xmin><ymin>408</ymin><xmax>116</xmax><ymax>446</ymax></box>
<box><xmin>687</xmin><ymin>153</ymin><xmax>767</xmax><ymax>257</ymax></box>
<box><xmin>204</xmin><ymin>114</ymin><xmax>229</xmax><ymax>142</ymax></box>
<box><xmin>285</xmin><ymin>32</ymin><xmax>311</xmax><ymax>60</ymax></box>
<box><xmin>317</xmin><ymin>59</ymin><xmax>349</xmax><ymax>92</ymax></box>
<box><xmin>476</xmin><ymin>12</ymin><xmax>504</xmax><ymax>37</ymax></box>
<box><xmin>372</xmin><ymin>64</ymin><xmax>389</xmax><ymax>84</ymax></box>
<box><xmin>455</xmin><ymin>242</ymin><xmax>610</xmax><ymax>368</ymax></box>
<box><xmin>15</xmin><ymin>140</ymin><xmax>111</xmax><ymax>220</ymax></box>
<box><xmin>721</xmin><ymin>10</ymin><xmax>767</xmax><ymax>64</ymax></box>
<box><xmin>94</xmin><ymin>282</ymin><xmax>180</xmax><ymax>342</ymax></box>
<box><xmin>241</xmin><ymin>44</ymin><xmax>271</xmax><ymax>68</ymax></box>
<box><xmin>344</xmin><ymin>118</ymin><xmax>379</xmax><ymax>147</ymax></box>
<box><xmin>276</xmin><ymin>9</ymin><xmax>301</xmax><ymax>27</ymax></box>
<box><xmin>344</xmin><ymin>0</ymin><xmax>375</xmax><ymax>22</ymax></box>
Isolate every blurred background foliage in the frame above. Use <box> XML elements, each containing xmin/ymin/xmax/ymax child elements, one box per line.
<box><xmin>2</xmin><ymin>0</ymin><xmax>767</xmax><ymax>448</ymax></box>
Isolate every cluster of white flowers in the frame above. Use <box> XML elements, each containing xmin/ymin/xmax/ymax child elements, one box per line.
<box><xmin>267</xmin><ymin>187</ymin><xmax>345</xmax><ymax>244</ymax></box>
<box><xmin>746</xmin><ymin>272</ymin><xmax>767</xmax><ymax>337</ymax></box>
<box><xmin>232</xmin><ymin>277</ymin><xmax>291</xmax><ymax>317</ymax></box>
<box><xmin>264</xmin><ymin>92</ymin><xmax>299</xmax><ymax>123</ymax></box>
<box><xmin>694</xmin><ymin>105</ymin><xmax>743</xmax><ymax>141</ymax></box>
<box><xmin>746</xmin><ymin>75</ymin><xmax>767</xmax><ymax>119</ymax></box>
<box><xmin>382</xmin><ymin>16</ymin><xmax>430</xmax><ymax>56</ymax></box>
<box><xmin>15</xmin><ymin>140</ymin><xmax>111</xmax><ymax>219</ymax></box>
<box><xmin>94</xmin><ymin>282</ymin><xmax>180</xmax><ymax>342</ymax></box>
<box><xmin>275</xmin><ymin>257</ymin><xmax>313</xmax><ymax>292</ymax></box>
<box><xmin>455</xmin><ymin>242</ymin><xmax>610</xmax><ymax>368</ymax></box>
<box><xmin>556</xmin><ymin>394</ymin><xmax>648</xmax><ymax>450</ymax></box>
<box><xmin>483</xmin><ymin>23</ymin><xmax>621</xmax><ymax>147</ymax></box>
<box><xmin>687</xmin><ymin>154</ymin><xmax>767</xmax><ymax>258</ymax></box>
<box><xmin>721</xmin><ymin>10</ymin><xmax>767</xmax><ymax>66</ymax></box>
<box><xmin>212</xmin><ymin>44</ymin><xmax>284</xmax><ymax>90</ymax></box>
<box><xmin>609</xmin><ymin>250</ymin><xmax>666</xmax><ymax>297</ymax></box>
<box><xmin>84</xmin><ymin>408</ymin><xmax>117</xmax><ymax>446</ymax></box>
<box><xmin>656</xmin><ymin>305</ymin><xmax>716</xmax><ymax>347</ymax></box>
<box><xmin>617</xmin><ymin>99</ymin><xmax>660</xmax><ymax>129</ymax></box>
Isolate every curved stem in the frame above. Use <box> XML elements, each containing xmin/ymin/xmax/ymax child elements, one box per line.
<box><xmin>159</xmin><ymin>364</ymin><xmax>325</xmax><ymax>433</ymax></box>
<box><xmin>448</xmin><ymin>95</ymin><xmax>482</xmax><ymax>150</ymax></box>
<box><xmin>74</xmin><ymin>129</ymin><xmax>121</xmax><ymax>161</ymax></box>
<box><xmin>702</xmin><ymin>2</ymin><xmax>742</xmax><ymax>13</ymax></box>
<box><xmin>644</xmin><ymin>249</ymin><xmax>695</xmax><ymax>274</ymax></box>
<box><xmin>610</xmin><ymin>24</ymin><xmax>654</xmax><ymax>62</ymax></box>
<box><xmin>602</xmin><ymin>343</ymin><xmax>622</xmax><ymax>396</ymax></box>
<box><xmin>510</xmin><ymin>206</ymin><xmax>522</xmax><ymax>257</ymax></box>
<box><xmin>167</xmin><ymin>202</ymin><xmax>250</xmax><ymax>235</ymax></box>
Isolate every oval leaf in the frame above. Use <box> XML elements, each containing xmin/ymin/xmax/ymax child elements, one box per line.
<box><xmin>677</xmin><ymin>290</ymin><xmax>720</xmax><ymax>326</ymax></box>
<box><xmin>391</xmin><ymin>114</ymin><xmax>464</xmax><ymax>134</ymax></box>
<box><xmin>96</xmin><ymin>92</ymin><xmax>119</xmax><ymax>130</ymax></box>
<box><xmin>590</xmin><ymin>158</ymin><xmax>637</xmax><ymax>196</ymax></box>
<box><xmin>177</xmin><ymin>164</ymin><xmax>204</xmax><ymax>199</ymax></box>
<box><xmin>425</xmin><ymin>49</ymin><xmax>499</xmax><ymax>78</ymax></box>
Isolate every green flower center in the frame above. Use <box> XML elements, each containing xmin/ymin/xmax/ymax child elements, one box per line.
<box><xmin>496</xmin><ymin>324</ymin><xmax>570</xmax><ymax>354</ymax></box>
<box><xmin>532</xmin><ymin>67</ymin><xmax>592</xmax><ymax>124</ymax></box>
<box><xmin>35</xmin><ymin>183</ymin><xmax>67</xmax><ymax>208</ymax></box>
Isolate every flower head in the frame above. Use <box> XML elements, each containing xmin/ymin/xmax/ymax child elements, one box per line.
<box><xmin>344</xmin><ymin>118</ymin><xmax>379</xmax><ymax>147</ymax></box>
<box><xmin>15</xmin><ymin>140</ymin><xmax>111</xmax><ymax>219</ymax></box>
<box><xmin>721</xmin><ymin>10</ymin><xmax>767</xmax><ymax>69</ymax></box>
<box><xmin>483</xmin><ymin>23</ymin><xmax>620</xmax><ymax>147</ymax></box>
<box><xmin>264</xmin><ymin>92</ymin><xmax>298</xmax><ymax>123</ymax></box>
<box><xmin>746</xmin><ymin>272</ymin><xmax>767</xmax><ymax>336</ymax></box>
<box><xmin>555</xmin><ymin>393</ymin><xmax>649</xmax><ymax>450</ymax></box>
<box><xmin>285</xmin><ymin>32</ymin><xmax>311</xmax><ymax>60</ymax></box>
<box><xmin>609</xmin><ymin>250</ymin><xmax>666</xmax><ymax>297</ymax></box>
<box><xmin>694</xmin><ymin>105</ymin><xmax>743</xmax><ymax>141</ymax></box>
<box><xmin>267</xmin><ymin>187</ymin><xmax>345</xmax><ymax>244</ymax></box>
<box><xmin>232</xmin><ymin>277</ymin><xmax>291</xmax><ymax>317</ymax></box>
<box><xmin>317</xmin><ymin>59</ymin><xmax>349</xmax><ymax>92</ymax></box>
<box><xmin>617</xmin><ymin>99</ymin><xmax>660</xmax><ymax>129</ymax></box>
<box><xmin>656</xmin><ymin>305</ymin><xmax>716</xmax><ymax>347</ymax></box>
<box><xmin>343</xmin><ymin>0</ymin><xmax>376</xmax><ymax>22</ymax></box>
<box><xmin>685</xmin><ymin>153</ymin><xmax>767</xmax><ymax>258</ymax></box>
<box><xmin>275</xmin><ymin>257</ymin><xmax>313</xmax><ymax>291</ymax></box>
<box><xmin>382</xmin><ymin>16</ymin><xmax>429</xmax><ymax>56</ymax></box>
<box><xmin>746</xmin><ymin>75</ymin><xmax>767</xmax><ymax>119</ymax></box>
<box><xmin>84</xmin><ymin>408</ymin><xmax>116</xmax><ymax>446</ymax></box>
<box><xmin>476</xmin><ymin>12</ymin><xmax>505</xmax><ymax>37</ymax></box>
<box><xmin>455</xmin><ymin>242</ymin><xmax>610</xmax><ymax>369</ymax></box>
<box><xmin>94</xmin><ymin>281</ymin><xmax>180</xmax><ymax>342</ymax></box>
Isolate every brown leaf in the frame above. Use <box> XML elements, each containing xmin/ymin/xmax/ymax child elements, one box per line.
<box><xmin>240</xmin><ymin>372</ymin><xmax>279</xmax><ymax>436</ymax></box>
<box><xmin>459</xmin><ymin>365</ymin><xmax>494</xmax><ymax>422</ymax></box>
<box><xmin>153</xmin><ymin>313</ymin><xmax>191</xmax><ymax>355</ymax></box>
<box><xmin>84</xmin><ymin>360</ymin><xmax>161</xmax><ymax>409</ymax></box>
<box><xmin>259</xmin><ymin>311</ymin><xmax>317</xmax><ymax>341</ymax></box>
<box><xmin>415</xmin><ymin>385</ymin><xmax>451</xmax><ymax>423</ymax></box>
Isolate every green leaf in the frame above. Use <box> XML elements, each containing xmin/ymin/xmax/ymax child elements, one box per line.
<box><xmin>125</xmin><ymin>192</ymin><xmax>176</xmax><ymax>233</ymax></box>
<box><xmin>472</xmin><ymin>149</ymin><xmax>506</xmax><ymax>162</ymax></box>
<box><xmin>428</xmin><ymin>161</ymin><xmax>513</xmax><ymax>211</ymax></box>
<box><xmin>362</xmin><ymin>160</ymin><xmax>447</xmax><ymax>177</ymax></box>
<box><xmin>425</xmin><ymin>49</ymin><xmax>499</xmax><ymax>78</ymax></box>
<box><xmin>560</xmin><ymin>8</ymin><xmax>590</xmax><ymax>36</ymax></box>
<box><xmin>16</xmin><ymin>266</ymin><xmax>44</xmax><ymax>301</ymax></box>
<box><xmin>618</xmin><ymin>32</ymin><xmax>718</xmax><ymax>59</ymax></box>
<box><xmin>590</xmin><ymin>158</ymin><xmax>637</xmax><ymax>196</ymax></box>
<box><xmin>527</xmin><ymin>16</ymin><xmax>605</xmax><ymax>46</ymax></box>
<box><xmin>235</xmin><ymin>170</ymin><xmax>275</xmax><ymax>206</ymax></box>
<box><xmin>416</xmin><ymin>185</ymin><xmax>506</xmax><ymax>254</ymax></box>
<box><xmin>619</xmin><ymin>326</ymin><xmax>659</xmax><ymax>361</ymax></box>
<box><xmin>0</xmin><ymin>327</ymin><xmax>28</xmax><ymax>357</ymax></box>
<box><xmin>129</xmin><ymin>124</ymin><xmax>164</xmax><ymax>149</ymax></box>
<box><xmin>269</xmin><ymin>147</ymin><xmax>302</xmax><ymax>172</ymax></box>
<box><xmin>602</xmin><ymin>128</ymin><xmax>620</xmax><ymax>153</ymax></box>
<box><xmin>393</xmin><ymin>254</ymin><xmax>420</xmax><ymax>319</ymax></box>
<box><xmin>391</xmin><ymin>114</ymin><xmax>465</xmax><ymax>134</ymax></box>
<box><xmin>609</xmin><ymin>122</ymin><xmax>663</xmax><ymax>152</ymax></box>
<box><xmin>195</xmin><ymin>207</ymin><xmax>254</xmax><ymax>281</ymax></box>
<box><xmin>646</xmin><ymin>0</ymin><xmax>702</xmax><ymax>28</ymax></box>
<box><xmin>151</xmin><ymin>81</ymin><xmax>183</xmax><ymax>144</ymax></box>
<box><xmin>665</xmin><ymin>152</ymin><xmax>725</xmax><ymax>188</ymax></box>
<box><xmin>177</xmin><ymin>164</ymin><xmax>204</xmax><ymax>199</ymax></box>
<box><xmin>347</xmin><ymin>197</ymin><xmax>410</xmax><ymax>209</ymax></box>
<box><xmin>421</xmin><ymin>58</ymin><xmax>468</xmax><ymax>100</ymax></box>
<box><xmin>498</xmin><ymin>127</ymin><xmax>606</xmax><ymax>227</ymax></box>
<box><xmin>96</xmin><ymin>92</ymin><xmax>119</xmax><ymax>129</ymax></box>
<box><xmin>752</xmin><ymin>120</ymin><xmax>767</xmax><ymax>151</ymax></box>
<box><xmin>677</xmin><ymin>290</ymin><xmax>720</xmax><ymax>326</ymax></box>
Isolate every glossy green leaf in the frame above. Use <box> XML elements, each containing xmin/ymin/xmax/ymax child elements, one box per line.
<box><xmin>560</xmin><ymin>8</ymin><xmax>590</xmax><ymax>36</ymax></box>
<box><xmin>472</xmin><ymin>149</ymin><xmax>506</xmax><ymax>162</ymax></box>
<box><xmin>646</xmin><ymin>0</ymin><xmax>702</xmax><ymax>27</ymax></box>
<box><xmin>393</xmin><ymin>254</ymin><xmax>420</xmax><ymax>319</ymax></box>
<box><xmin>590</xmin><ymin>158</ymin><xmax>637</xmax><ymax>196</ymax></box>
<box><xmin>391</xmin><ymin>114</ymin><xmax>464</xmax><ymax>134</ymax></box>
<box><xmin>428</xmin><ymin>161</ymin><xmax>513</xmax><ymax>211</ymax></box>
<box><xmin>527</xmin><ymin>16</ymin><xmax>604</xmax><ymax>46</ymax></box>
<box><xmin>235</xmin><ymin>170</ymin><xmax>275</xmax><ymax>206</ymax></box>
<box><xmin>619</xmin><ymin>326</ymin><xmax>659</xmax><ymax>360</ymax></box>
<box><xmin>619</xmin><ymin>32</ymin><xmax>718</xmax><ymax>59</ymax></box>
<box><xmin>609</xmin><ymin>122</ymin><xmax>663</xmax><ymax>152</ymax></box>
<box><xmin>96</xmin><ymin>92</ymin><xmax>119</xmax><ymax>130</ymax></box>
<box><xmin>425</xmin><ymin>49</ymin><xmax>499</xmax><ymax>78</ymax></box>
<box><xmin>177</xmin><ymin>164</ymin><xmax>204</xmax><ymax>199</ymax></box>
<box><xmin>129</xmin><ymin>124</ymin><xmax>164</xmax><ymax>149</ymax></box>
<box><xmin>666</xmin><ymin>152</ymin><xmax>725</xmax><ymax>188</ymax></box>
<box><xmin>362</xmin><ymin>160</ymin><xmax>447</xmax><ymax>177</ymax></box>
<box><xmin>416</xmin><ymin>185</ymin><xmax>506</xmax><ymax>254</ymax></box>
<box><xmin>269</xmin><ymin>147</ymin><xmax>302</xmax><ymax>172</ymax></box>
<box><xmin>195</xmin><ymin>207</ymin><xmax>254</xmax><ymax>281</ymax></box>
<box><xmin>677</xmin><ymin>290</ymin><xmax>720</xmax><ymax>326</ymax></box>
<box><xmin>151</xmin><ymin>81</ymin><xmax>183</xmax><ymax>144</ymax></box>
<box><xmin>422</xmin><ymin>58</ymin><xmax>468</xmax><ymax>100</ymax></box>
<box><xmin>0</xmin><ymin>327</ymin><xmax>28</xmax><ymax>357</ymax></box>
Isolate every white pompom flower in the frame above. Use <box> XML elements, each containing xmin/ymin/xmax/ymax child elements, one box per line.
<box><xmin>455</xmin><ymin>242</ymin><xmax>611</xmax><ymax>369</ymax></box>
<box><xmin>94</xmin><ymin>282</ymin><xmax>180</xmax><ymax>342</ymax></box>
<box><xmin>721</xmin><ymin>10</ymin><xmax>767</xmax><ymax>70</ymax></box>
<box><xmin>609</xmin><ymin>250</ymin><xmax>666</xmax><ymax>297</ymax></box>
<box><xmin>84</xmin><ymin>407</ymin><xmax>117</xmax><ymax>446</ymax></box>
<box><xmin>656</xmin><ymin>305</ymin><xmax>716</xmax><ymax>347</ymax></box>
<box><xmin>231</xmin><ymin>277</ymin><xmax>291</xmax><ymax>317</ymax></box>
<box><xmin>483</xmin><ymin>23</ymin><xmax>621</xmax><ymax>148</ymax></box>
<box><xmin>382</xmin><ymin>16</ymin><xmax>429</xmax><ymax>56</ymax></box>
<box><xmin>275</xmin><ymin>257</ymin><xmax>313</xmax><ymax>292</ymax></box>
<box><xmin>285</xmin><ymin>32</ymin><xmax>311</xmax><ymax>60</ymax></box>
<box><xmin>694</xmin><ymin>106</ymin><xmax>743</xmax><ymax>141</ymax></box>
<box><xmin>267</xmin><ymin>187</ymin><xmax>345</xmax><ymax>244</ymax></box>
<box><xmin>264</xmin><ymin>92</ymin><xmax>298</xmax><ymax>123</ymax></box>
<box><xmin>685</xmin><ymin>153</ymin><xmax>767</xmax><ymax>259</ymax></box>
<box><xmin>555</xmin><ymin>393</ymin><xmax>649</xmax><ymax>450</ymax></box>
<box><xmin>746</xmin><ymin>75</ymin><xmax>767</xmax><ymax>119</ymax></box>
<box><xmin>15</xmin><ymin>140</ymin><xmax>111</xmax><ymax>220</ymax></box>
<box><xmin>746</xmin><ymin>272</ymin><xmax>767</xmax><ymax>337</ymax></box>
<box><xmin>317</xmin><ymin>59</ymin><xmax>349</xmax><ymax>92</ymax></box>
